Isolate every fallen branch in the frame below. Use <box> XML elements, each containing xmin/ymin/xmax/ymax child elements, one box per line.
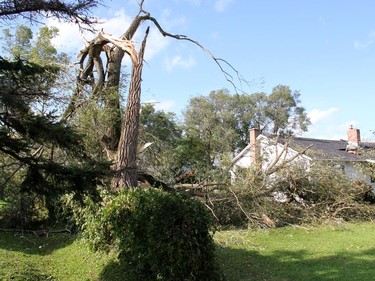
<box><xmin>0</xmin><ymin>228</ymin><xmax>72</xmax><ymax>237</ymax></box>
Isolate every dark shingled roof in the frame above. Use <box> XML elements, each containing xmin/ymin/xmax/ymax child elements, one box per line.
<box><xmin>288</xmin><ymin>137</ymin><xmax>375</xmax><ymax>162</ymax></box>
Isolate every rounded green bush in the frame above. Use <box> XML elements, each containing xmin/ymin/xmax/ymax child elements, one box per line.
<box><xmin>103</xmin><ymin>188</ymin><xmax>223</xmax><ymax>281</ymax></box>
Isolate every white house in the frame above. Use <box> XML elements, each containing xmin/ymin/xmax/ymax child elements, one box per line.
<box><xmin>231</xmin><ymin>127</ymin><xmax>375</xmax><ymax>189</ymax></box>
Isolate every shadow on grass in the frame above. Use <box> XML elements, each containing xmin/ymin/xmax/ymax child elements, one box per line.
<box><xmin>217</xmin><ymin>246</ymin><xmax>375</xmax><ymax>281</ymax></box>
<box><xmin>99</xmin><ymin>259</ymin><xmax>128</xmax><ymax>281</ymax></box>
<box><xmin>0</xmin><ymin>231</ymin><xmax>75</xmax><ymax>256</ymax></box>
<box><xmin>97</xmin><ymin>247</ymin><xmax>375</xmax><ymax>281</ymax></box>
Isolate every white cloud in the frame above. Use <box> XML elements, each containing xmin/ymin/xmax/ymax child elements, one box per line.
<box><xmin>307</xmin><ymin>107</ymin><xmax>339</xmax><ymax>124</ymax></box>
<box><xmin>155</xmin><ymin>100</ymin><xmax>177</xmax><ymax>112</ymax></box>
<box><xmin>354</xmin><ymin>30</ymin><xmax>375</xmax><ymax>50</ymax></box>
<box><xmin>214</xmin><ymin>0</ymin><xmax>235</xmax><ymax>13</ymax></box>
<box><xmin>98</xmin><ymin>10</ymin><xmax>133</xmax><ymax>36</ymax></box>
<box><xmin>47</xmin><ymin>9</ymin><xmax>133</xmax><ymax>56</ymax></box>
<box><xmin>303</xmin><ymin>110</ymin><xmax>361</xmax><ymax>140</ymax></box>
<box><xmin>142</xmin><ymin>99</ymin><xmax>176</xmax><ymax>112</ymax></box>
<box><xmin>165</xmin><ymin>55</ymin><xmax>196</xmax><ymax>71</ymax></box>
<box><xmin>47</xmin><ymin>20</ymin><xmax>84</xmax><ymax>56</ymax></box>
<box><xmin>47</xmin><ymin>9</ymin><xmax>175</xmax><ymax>60</ymax></box>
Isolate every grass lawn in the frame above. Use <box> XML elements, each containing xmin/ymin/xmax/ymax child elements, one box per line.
<box><xmin>0</xmin><ymin>231</ymin><xmax>121</xmax><ymax>280</ymax></box>
<box><xmin>215</xmin><ymin>222</ymin><xmax>375</xmax><ymax>281</ymax></box>
<box><xmin>0</xmin><ymin>222</ymin><xmax>374</xmax><ymax>280</ymax></box>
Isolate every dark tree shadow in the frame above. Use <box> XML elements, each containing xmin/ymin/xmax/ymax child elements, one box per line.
<box><xmin>0</xmin><ymin>231</ymin><xmax>75</xmax><ymax>256</ymax></box>
<box><xmin>98</xmin><ymin>246</ymin><xmax>375</xmax><ymax>281</ymax></box>
<box><xmin>99</xmin><ymin>259</ymin><xmax>128</xmax><ymax>281</ymax></box>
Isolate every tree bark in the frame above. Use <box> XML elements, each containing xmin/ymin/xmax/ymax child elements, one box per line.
<box><xmin>111</xmin><ymin>28</ymin><xmax>149</xmax><ymax>190</ymax></box>
<box><xmin>103</xmin><ymin>14</ymin><xmax>150</xmax><ymax>156</ymax></box>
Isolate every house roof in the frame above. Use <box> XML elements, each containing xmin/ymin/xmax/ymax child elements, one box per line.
<box><xmin>288</xmin><ymin>137</ymin><xmax>375</xmax><ymax>162</ymax></box>
<box><xmin>232</xmin><ymin>131</ymin><xmax>375</xmax><ymax>166</ymax></box>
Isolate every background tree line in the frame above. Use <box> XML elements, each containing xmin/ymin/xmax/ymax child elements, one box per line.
<box><xmin>0</xmin><ymin>23</ymin><xmax>311</xmax><ymax>211</ymax></box>
<box><xmin>138</xmin><ymin>87</ymin><xmax>310</xmax><ymax>185</ymax></box>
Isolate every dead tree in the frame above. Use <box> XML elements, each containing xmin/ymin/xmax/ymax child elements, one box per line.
<box><xmin>111</xmin><ymin>27</ymin><xmax>149</xmax><ymax>190</ymax></box>
<box><xmin>65</xmin><ymin>0</ymin><xmax>242</xmax><ymax>190</ymax></box>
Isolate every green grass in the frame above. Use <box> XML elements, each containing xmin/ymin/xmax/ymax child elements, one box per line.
<box><xmin>0</xmin><ymin>222</ymin><xmax>374</xmax><ymax>280</ymax></box>
<box><xmin>0</xmin><ymin>232</ymin><xmax>120</xmax><ymax>280</ymax></box>
<box><xmin>215</xmin><ymin>222</ymin><xmax>375</xmax><ymax>281</ymax></box>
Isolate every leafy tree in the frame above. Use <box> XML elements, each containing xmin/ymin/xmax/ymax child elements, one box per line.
<box><xmin>183</xmin><ymin>89</ymin><xmax>237</xmax><ymax>170</ymax></box>
<box><xmin>138</xmin><ymin>104</ymin><xmax>182</xmax><ymax>183</ymax></box>
<box><xmin>182</xmin><ymin>86</ymin><xmax>310</xmax><ymax>177</ymax></box>
<box><xmin>265</xmin><ymin>85</ymin><xmax>310</xmax><ymax>135</ymax></box>
<box><xmin>2</xmin><ymin>25</ymin><xmax>32</xmax><ymax>60</ymax></box>
<box><xmin>2</xmin><ymin>25</ymin><xmax>70</xmax><ymax>115</ymax></box>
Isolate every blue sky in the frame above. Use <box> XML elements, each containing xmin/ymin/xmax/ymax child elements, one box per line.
<box><xmin>47</xmin><ymin>0</ymin><xmax>375</xmax><ymax>140</ymax></box>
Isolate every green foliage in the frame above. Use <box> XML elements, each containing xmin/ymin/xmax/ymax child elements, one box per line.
<box><xmin>104</xmin><ymin>189</ymin><xmax>222</xmax><ymax>281</ymax></box>
<box><xmin>68</xmin><ymin>188</ymin><xmax>223</xmax><ymax>281</ymax></box>
<box><xmin>138</xmin><ymin>104</ymin><xmax>183</xmax><ymax>183</ymax></box>
<box><xmin>74</xmin><ymin>94</ymin><xmax>122</xmax><ymax>160</ymax></box>
<box><xmin>2</xmin><ymin>25</ymin><xmax>67</xmax><ymax>66</ymax></box>
<box><xmin>183</xmin><ymin>89</ymin><xmax>236</xmax><ymax>170</ymax></box>
<box><xmin>266</xmin><ymin>85</ymin><xmax>310</xmax><ymax>135</ymax></box>
<box><xmin>215</xmin><ymin>162</ymin><xmax>375</xmax><ymax>228</ymax></box>
<box><xmin>57</xmin><ymin>188</ymin><xmax>113</xmax><ymax>250</ymax></box>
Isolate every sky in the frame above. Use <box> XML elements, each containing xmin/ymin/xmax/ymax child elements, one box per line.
<box><xmin>43</xmin><ymin>0</ymin><xmax>375</xmax><ymax>140</ymax></box>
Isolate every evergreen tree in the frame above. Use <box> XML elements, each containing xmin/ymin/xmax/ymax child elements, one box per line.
<box><xmin>0</xmin><ymin>26</ymin><xmax>108</xmax><ymax>225</ymax></box>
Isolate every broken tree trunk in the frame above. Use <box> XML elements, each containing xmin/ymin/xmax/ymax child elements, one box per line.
<box><xmin>64</xmin><ymin>1</ymin><xmax>243</xmax><ymax>191</ymax></box>
<box><xmin>111</xmin><ymin>28</ymin><xmax>149</xmax><ymax>190</ymax></box>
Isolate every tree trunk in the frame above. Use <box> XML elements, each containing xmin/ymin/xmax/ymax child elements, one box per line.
<box><xmin>103</xmin><ymin>15</ymin><xmax>149</xmax><ymax>157</ymax></box>
<box><xmin>111</xmin><ymin>28</ymin><xmax>149</xmax><ymax>190</ymax></box>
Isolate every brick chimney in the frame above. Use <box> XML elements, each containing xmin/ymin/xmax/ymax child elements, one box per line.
<box><xmin>249</xmin><ymin>128</ymin><xmax>261</xmax><ymax>165</ymax></box>
<box><xmin>347</xmin><ymin>126</ymin><xmax>360</xmax><ymax>146</ymax></box>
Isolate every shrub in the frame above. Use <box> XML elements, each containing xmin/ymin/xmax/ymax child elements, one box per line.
<box><xmin>103</xmin><ymin>188</ymin><xmax>223</xmax><ymax>281</ymax></box>
<box><xmin>216</xmin><ymin>162</ymin><xmax>375</xmax><ymax>228</ymax></box>
<box><xmin>57</xmin><ymin>189</ymin><xmax>114</xmax><ymax>251</ymax></box>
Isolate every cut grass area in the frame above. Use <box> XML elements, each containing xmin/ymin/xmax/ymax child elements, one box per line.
<box><xmin>215</xmin><ymin>222</ymin><xmax>375</xmax><ymax>281</ymax></box>
<box><xmin>0</xmin><ymin>231</ymin><xmax>120</xmax><ymax>280</ymax></box>
<box><xmin>0</xmin><ymin>222</ymin><xmax>374</xmax><ymax>280</ymax></box>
